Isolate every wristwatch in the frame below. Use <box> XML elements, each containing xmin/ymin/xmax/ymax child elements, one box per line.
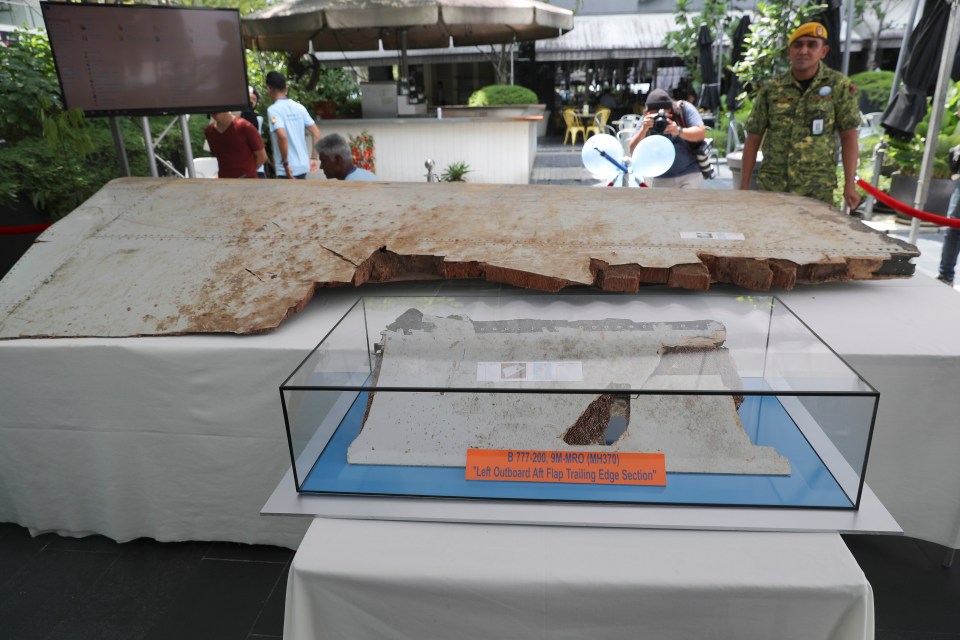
<box><xmin>678</xmin><ymin>126</ymin><xmax>684</xmax><ymax>136</ymax></box>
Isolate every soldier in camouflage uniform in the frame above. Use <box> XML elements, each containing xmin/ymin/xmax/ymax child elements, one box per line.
<box><xmin>739</xmin><ymin>23</ymin><xmax>862</xmax><ymax>209</ymax></box>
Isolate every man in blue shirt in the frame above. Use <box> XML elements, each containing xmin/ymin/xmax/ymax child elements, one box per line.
<box><xmin>265</xmin><ymin>71</ymin><xmax>322</xmax><ymax>179</ymax></box>
<box><xmin>315</xmin><ymin>134</ymin><xmax>379</xmax><ymax>182</ymax></box>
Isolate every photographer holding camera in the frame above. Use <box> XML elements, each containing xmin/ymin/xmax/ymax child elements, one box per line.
<box><xmin>628</xmin><ymin>88</ymin><xmax>706</xmax><ymax>188</ymax></box>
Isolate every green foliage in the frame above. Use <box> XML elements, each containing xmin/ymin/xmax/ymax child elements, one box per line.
<box><xmin>0</xmin><ymin>29</ymin><xmax>60</xmax><ymax>142</ymax></box>
<box><xmin>0</xmin><ymin>22</ymin><xmax>361</xmax><ymax>219</ymax></box>
<box><xmin>195</xmin><ymin>0</ymin><xmax>360</xmax><ymax>116</ymax></box>
<box><xmin>0</xmin><ymin>118</ymin><xmax>150</xmax><ymax>218</ymax></box>
<box><xmin>711</xmin><ymin>99</ymin><xmax>754</xmax><ymax>158</ymax></box>
<box><xmin>732</xmin><ymin>0</ymin><xmax>826</xmax><ymax>99</ymax></box>
<box><xmin>467</xmin><ymin>84</ymin><xmax>538</xmax><ymax>107</ymax></box>
<box><xmin>183</xmin><ymin>0</ymin><xmax>268</xmax><ymax>16</ymax></box>
<box><xmin>0</xmin><ymin>29</ymin><xmax>121</xmax><ymax>218</ymax></box>
<box><xmin>664</xmin><ymin>0</ymin><xmax>730</xmax><ymax>89</ymax></box>
<box><xmin>245</xmin><ymin>49</ymin><xmax>282</xmax><ymax>103</ymax></box>
<box><xmin>709</xmin><ymin>122</ymin><xmax>728</xmax><ymax>160</ymax></box>
<box><xmin>850</xmin><ymin>70</ymin><xmax>894</xmax><ymax>112</ymax></box>
<box><xmin>854</xmin><ymin>0</ymin><xmax>899</xmax><ymax>69</ymax></box>
<box><xmin>246</xmin><ymin>48</ymin><xmax>361</xmax><ymax>118</ymax></box>
<box><xmin>0</xmin><ymin>29</ymin><xmax>204</xmax><ymax>218</ymax></box>
<box><xmin>0</xmin><ymin>29</ymin><xmax>94</xmax><ymax>155</ymax></box>
<box><xmin>832</xmin><ymin>133</ymin><xmax>892</xmax><ymax>207</ymax></box>
<box><xmin>441</xmin><ymin>161</ymin><xmax>472</xmax><ymax>182</ymax></box>
<box><xmin>288</xmin><ymin>64</ymin><xmax>360</xmax><ymax>116</ymax></box>
<box><xmin>826</xmin><ymin>103</ymin><xmax>921</xmax><ymax>208</ymax></box>
<box><xmin>886</xmin><ymin>81</ymin><xmax>960</xmax><ymax>179</ymax></box>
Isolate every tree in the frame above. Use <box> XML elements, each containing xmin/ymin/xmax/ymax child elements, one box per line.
<box><xmin>181</xmin><ymin>0</ymin><xmax>269</xmax><ymax>17</ymax></box>
<box><xmin>732</xmin><ymin>0</ymin><xmax>827</xmax><ymax>98</ymax></box>
<box><xmin>664</xmin><ymin>0</ymin><xmax>730</xmax><ymax>88</ymax></box>
<box><xmin>0</xmin><ymin>30</ymin><xmax>90</xmax><ymax>153</ymax></box>
<box><xmin>473</xmin><ymin>44</ymin><xmax>516</xmax><ymax>85</ymax></box>
<box><xmin>856</xmin><ymin>0</ymin><xmax>900</xmax><ymax>70</ymax></box>
<box><xmin>0</xmin><ymin>30</ymin><xmax>152</xmax><ymax>218</ymax></box>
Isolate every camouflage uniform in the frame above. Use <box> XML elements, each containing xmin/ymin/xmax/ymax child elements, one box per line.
<box><xmin>745</xmin><ymin>62</ymin><xmax>860</xmax><ymax>203</ymax></box>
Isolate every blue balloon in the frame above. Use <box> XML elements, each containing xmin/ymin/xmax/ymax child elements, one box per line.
<box><xmin>631</xmin><ymin>135</ymin><xmax>675</xmax><ymax>178</ymax></box>
<box><xmin>581</xmin><ymin>134</ymin><xmax>628</xmax><ymax>179</ymax></box>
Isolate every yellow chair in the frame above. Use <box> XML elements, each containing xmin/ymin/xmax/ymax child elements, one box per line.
<box><xmin>562</xmin><ymin>108</ymin><xmax>586</xmax><ymax>145</ymax></box>
<box><xmin>586</xmin><ymin>108</ymin><xmax>612</xmax><ymax>137</ymax></box>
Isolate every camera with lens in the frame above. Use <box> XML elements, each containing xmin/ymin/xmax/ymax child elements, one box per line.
<box><xmin>651</xmin><ymin>109</ymin><xmax>669</xmax><ymax>135</ymax></box>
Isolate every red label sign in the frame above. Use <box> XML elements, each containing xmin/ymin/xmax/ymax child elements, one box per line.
<box><xmin>465</xmin><ymin>449</ymin><xmax>666</xmax><ymax>486</ymax></box>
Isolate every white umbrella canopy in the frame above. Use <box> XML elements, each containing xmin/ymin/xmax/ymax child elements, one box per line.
<box><xmin>241</xmin><ymin>0</ymin><xmax>574</xmax><ymax>54</ymax></box>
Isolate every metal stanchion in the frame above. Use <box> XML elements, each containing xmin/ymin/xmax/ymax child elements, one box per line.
<box><xmin>862</xmin><ymin>140</ymin><xmax>888</xmax><ymax>221</ymax></box>
<box><xmin>425</xmin><ymin>159</ymin><xmax>438</xmax><ymax>183</ymax></box>
<box><xmin>109</xmin><ymin>117</ymin><xmax>131</xmax><ymax>177</ymax></box>
<box><xmin>140</xmin><ymin>117</ymin><xmax>159</xmax><ymax>178</ymax></box>
<box><xmin>179</xmin><ymin>115</ymin><xmax>196</xmax><ymax>178</ymax></box>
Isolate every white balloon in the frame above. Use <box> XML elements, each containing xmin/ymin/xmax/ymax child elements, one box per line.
<box><xmin>631</xmin><ymin>135</ymin><xmax>675</xmax><ymax>178</ymax></box>
<box><xmin>581</xmin><ymin>134</ymin><xmax>627</xmax><ymax>179</ymax></box>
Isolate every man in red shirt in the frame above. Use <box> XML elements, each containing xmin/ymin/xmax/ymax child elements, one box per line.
<box><xmin>203</xmin><ymin>112</ymin><xmax>267</xmax><ymax>178</ymax></box>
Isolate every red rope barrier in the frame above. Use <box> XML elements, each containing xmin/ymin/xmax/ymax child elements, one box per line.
<box><xmin>857</xmin><ymin>178</ymin><xmax>960</xmax><ymax>229</ymax></box>
<box><xmin>0</xmin><ymin>223</ymin><xmax>51</xmax><ymax>236</ymax></box>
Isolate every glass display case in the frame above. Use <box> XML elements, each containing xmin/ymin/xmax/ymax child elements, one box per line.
<box><xmin>280</xmin><ymin>294</ymin><xmax>878</xmax><ymax>510</ymax></box>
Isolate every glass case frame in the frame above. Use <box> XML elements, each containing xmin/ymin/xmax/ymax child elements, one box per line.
<box><xmin>279</xmin><ymin>294</ymin><xmax>879</xmax><ymax>511</ymax></box>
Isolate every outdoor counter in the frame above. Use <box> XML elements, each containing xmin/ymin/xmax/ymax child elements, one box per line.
<box><xmin>311</xmin><ymin>115</ymin><xmax>540</xmax><ymax>183</ymax></box>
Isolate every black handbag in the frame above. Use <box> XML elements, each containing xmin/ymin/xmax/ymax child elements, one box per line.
<box><xmin>677</xmin><ymin>101</ymin><xmax>717</xmax><ymax>179</ymax></box>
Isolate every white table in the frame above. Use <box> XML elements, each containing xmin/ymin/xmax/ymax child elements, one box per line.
<box><xmin>777</xmin><ymin>274</ymin><xmax>960</xmax><ymax>551</ymax></box>
<box><xmin>1</xmin><ymin>276</ymin><xmax>958</xmax><ymax>550</ymax></box>
<box><xmin>283</xmin><ymin>518</ymin><xmax>874</xmax><ymax>640</ymax></box>
<box><xmin>0</xmin><ymin>286</ymin><xmax>374</xmax><ymax>548</ymax></box>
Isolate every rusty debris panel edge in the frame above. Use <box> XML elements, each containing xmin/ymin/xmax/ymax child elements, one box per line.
<box><xmin>0</xmin><ymin>178</ymin><xmax>918</xmax><ymax>339</ymax></box>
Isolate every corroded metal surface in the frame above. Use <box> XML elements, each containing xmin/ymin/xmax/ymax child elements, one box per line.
<box><xmin>0</xmin><ymin>178</ymin><xmax>917</xmax><ymax>338</ymax></box>
<box><xmin>352</xmin><ymin>311</ymin><xmax>788</xmax><ymax>474</ymax></box>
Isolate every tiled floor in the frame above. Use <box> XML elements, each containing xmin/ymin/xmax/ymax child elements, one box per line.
<box><xmin>0</xmin><ymin>523</ymin><xmax>291</xmax><ymax>640</ymax></box>
<box><xmin>2</xmin><ymin>137</ymin><xmax>958</xmax><ymax>640</ymax></box>
<box><xmin>843</xmin><ymin>534</ymin><xmax>960</xmax><ymax>639</ymax></box>
<box><xmin>1</xmin><ymin>521</ymin><xmax>958</xmax><ymax>640</ymax></box>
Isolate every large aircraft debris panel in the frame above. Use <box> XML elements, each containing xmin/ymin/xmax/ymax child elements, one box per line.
<box><xmin>0</xmin><ymin>178</ymin><xmax>917</xmax><ymax>338</ymax></box>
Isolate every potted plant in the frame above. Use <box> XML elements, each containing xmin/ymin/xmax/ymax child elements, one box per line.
<box><xmin>885</xmin><ymin>82</ymin><xmax>960</xmax><ymax>214</ymax></box>
<box><xmin>348</xmin><ymin>131</ymin><xmax>376</xmax><ymax>173</ymax></box>
<box><xmin>279</xmin><ymin>56</ymin><xmax>361</xmax><ymax>120</ymax></box>
<box><xmin>441</xmin><ymin>161</ymin><xmax>471</xmax><ymax>182</ymax></box>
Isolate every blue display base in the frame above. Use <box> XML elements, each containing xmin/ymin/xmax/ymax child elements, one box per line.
<box><xmin>300</xmin><ymin>393</ymin><xmax>852</xmax><ymax>509</ymax></box>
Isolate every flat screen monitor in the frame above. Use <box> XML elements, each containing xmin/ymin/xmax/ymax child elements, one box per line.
<box><xmin>41</xmin><ymin>3</ymin><xmax>249</xmax><ymax>117</ymax></box>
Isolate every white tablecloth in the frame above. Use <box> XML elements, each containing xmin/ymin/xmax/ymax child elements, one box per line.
<box><xmin>283</xmin><ymin>518</ymin><xmax>874</xmax><ymax>640</ymax></box>
<box><xmin>1</xmin><ymin>276</ymin><xmax>957</xmax><ymax>549</ymax></box>
<box><xmin>777</xmin><ymin>275</ymin><xmax>960</xmax><ymax>550</ymax></box>
<box><xmin>0</xmin><ymin>286</ymin><xmax>372</xmax><ymax>547</ymax></box>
